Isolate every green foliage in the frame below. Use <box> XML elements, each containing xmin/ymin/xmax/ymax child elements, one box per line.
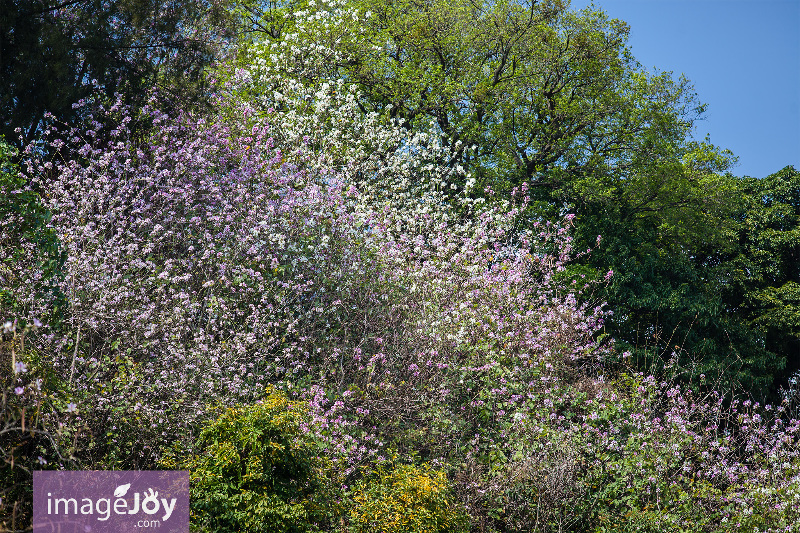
<box><xmin>585</xmin><ymin>167</ymin><xmax>800</xmax><ymax>402</ymax></box>
<box><xmin>716</xmin><ymin>166</ymin><xmax>800</xmax><ymax>388</ymax></box>
<box><xmin>350</xmin><ymin>461</ymin><xmax>469</xmax><ymax>533</ymax></box>
<box><xmin>0</xmin><ymin>0</ymin><xmax>231</xmax><ymax>149</ymax></box>
<box><xmin>167</xmin><ymin>389</ymin><xmax>333</xmax><ymax>533</ymax></box>
<box><xmin>0</xmin><ymin>140</ymin><xmax>65</xmax><ymax>324</ymax></box>
<box><xmin>572</xmin><ymin>151</ymin><xmax>799</xmax><ymax>399</ymax></box>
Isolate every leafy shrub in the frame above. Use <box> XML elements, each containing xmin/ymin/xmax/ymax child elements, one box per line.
<box><xmin>350</xmin><ymin>462</ymin><xmax>469</xmax><ymax>533</ymax></box>
<box><xmin>531</xmin><ymin>373</ymin><xmax>800</xmax><ymax>532</ymax></box>
<box><xmin>575</xmin><ymin>374</ymin><xmax>800</xmax><ymax>531</ymax></box>
<box><xmin>168</xmin><ymin>388</ymin><xmax>334</xmax><ymax>533</ymax></box>
<box><xmin>0</xmin><ymin>139</ymin><xmax>64</xmax><ymax>323</ymax></box>
<box><xmin>446</xmin><ymin>368</ymin><xmax>800</xmax><ymax>532</ymax></box>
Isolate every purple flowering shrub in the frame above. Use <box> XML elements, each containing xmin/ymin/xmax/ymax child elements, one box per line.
<box><xmin>287</xmin><ymin>188</ymin><xmax>615</xmax><ymax>474</ymax></box>
<box><xmin>470</xmin><ymin>370</ymin><xmax>800</xmax><ymax>531</ymax></box>
<box><xmin>22</xmin><ymin>105</ymin><xmax>378</xmax><ymax>462</ymax></box>
<box><xmin>578</xmin><ymin>374</ymin><xmax>800</xmax><ymax>530</ymax></box>
<box><xmin>5</xmin><ymin>93</ymin><xmax>611</xmax><ymax>478</ymax></box>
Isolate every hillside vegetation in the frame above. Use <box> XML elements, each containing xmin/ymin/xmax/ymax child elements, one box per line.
<box><xmin>2</xmin><ymin>0</ymin><xmax>800</xmax><ymax>531</ymax></box>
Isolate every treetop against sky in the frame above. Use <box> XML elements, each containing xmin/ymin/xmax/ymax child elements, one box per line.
<box><xmin>570</xmin><ymin>0</ymin><xmax>800</xmax><ymax>179</ymax></box>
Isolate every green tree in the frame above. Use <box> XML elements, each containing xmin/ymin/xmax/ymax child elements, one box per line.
<box><xmin>714</xmin><ymin>166</ymin><xmax>800</xmax><ymax>393</ymax></box>
<box><xmin>230</xmin><ymin>0</ymin><xmax>706</xmax><ymax>194</ymax></box>
<box><xmin>572</xmin><ymin>142</ymin><xmax>769</xmax><ymax>396</ymax></box>
<box><xmin>584</xmin><ymin>167</ymin><xmax>800</xmax><ymax>401</ymax></box>
<box><xmin>337</xmin><ymin>0</ymin><xmax>706</xmax><ymax>203</ymax></box>
<box><xmin>0</xmin><ymin>0</ymin><xmax>232</xmax><ymax>150</ymax></box>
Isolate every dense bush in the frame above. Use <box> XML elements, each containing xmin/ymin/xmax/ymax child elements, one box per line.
<box><xmin>166</xmin><ymin>389</ymin><xmax>334</xmax><ymax>533</ymax></box>
<box><xmin>575</xmin><ymin>373</ymin><xmax>800</xmax><ymax>531</ymax></box>
<box><xmin>468</xmin><ymin>371</ymin><xmax>800</xmax><ymax>532</ymax></box>
<box><xmin>9</xmin><ymin>99</ymin><xmax>371</xmax><ymax>468</ymax></box>
<box><xmin>350</xmin><ymin>462</ymin><xmax>469</xmax><ymax>533</ymax></box>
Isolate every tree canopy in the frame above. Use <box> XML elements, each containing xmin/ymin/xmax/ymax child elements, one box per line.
<box><xmin>0</xmin><ymin>0</ymin><xmax>231</xmax><ymax>150</ymax></box>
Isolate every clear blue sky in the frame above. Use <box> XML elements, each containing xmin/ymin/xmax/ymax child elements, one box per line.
<box><xmin>569</xmin><ymin>0</ymin><xmax>800</xmax><ymax>178</ymax></box>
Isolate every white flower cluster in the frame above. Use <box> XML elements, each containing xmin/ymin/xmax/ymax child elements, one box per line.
<box><xmin>217</xmin><ymin>0</ymin><xmax>476</xmax><ymax>232</ymax></box>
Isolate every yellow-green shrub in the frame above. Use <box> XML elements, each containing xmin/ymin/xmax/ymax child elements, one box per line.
<box><xmin>172</xmin><ymin>389</ymin><xmax>333</xmax><ymax>533</ymax></box>
<box><xmin>350</xmin><ymin>462</ymin><xmax>469</xmax><ymax>533</ymax></box>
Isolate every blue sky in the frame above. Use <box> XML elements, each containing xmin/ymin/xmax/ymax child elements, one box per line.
<box><xmin>569</xmin><ymin>0</ymin><xmax>800</xmax><ymax>178</ymax></box>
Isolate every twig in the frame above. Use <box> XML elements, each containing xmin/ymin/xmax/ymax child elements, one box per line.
<box><xmin>69</xmin><ymin>325</ymin><xmax>80</xmax><ymax>385</ymax></box>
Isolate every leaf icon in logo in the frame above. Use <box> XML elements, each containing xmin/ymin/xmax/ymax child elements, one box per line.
<box><xmin>114</xmin><ymin>483</ymin><xmax>131</xmax><ymax>497</ymax></box>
